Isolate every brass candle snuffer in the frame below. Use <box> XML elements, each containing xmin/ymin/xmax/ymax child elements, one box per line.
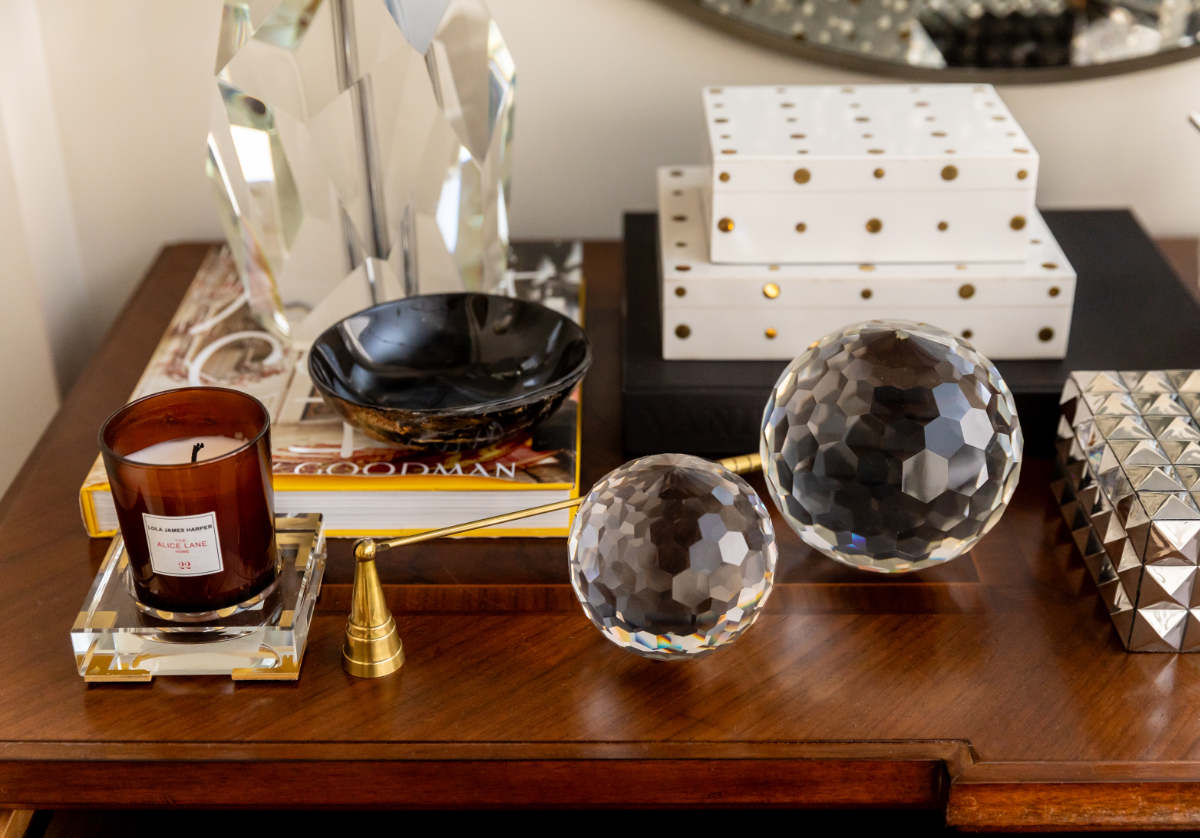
<box><xmin>343</xmin><ymin>452</ymin><xmax>765</xmax><ymax>678</ymax></box>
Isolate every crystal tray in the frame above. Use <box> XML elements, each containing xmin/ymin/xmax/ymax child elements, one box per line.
<box><xmin>71</xmin><ymin>514</ymin><xmax>325</xmax><ymax>682</ymax></box>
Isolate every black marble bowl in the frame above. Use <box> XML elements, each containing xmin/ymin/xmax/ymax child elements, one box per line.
<box><xmin>308</xmin><ymin>293</ymin><xmax>591</xmax><ymax>451</ymax></box>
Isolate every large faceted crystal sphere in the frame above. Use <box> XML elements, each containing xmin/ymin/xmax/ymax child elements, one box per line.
<box><xmin>761</xmin><ymin>320</ymin><xmax>1022</xmax><ymax>573</ymax></box>
<box><xmin>568</xmin><ymin>454</ymin><xmax>777</xmax><ymax>659</ymax></box>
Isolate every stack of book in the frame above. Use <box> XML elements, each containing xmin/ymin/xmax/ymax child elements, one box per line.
<box><xmin>79</xmin><ymin>245</ymin><xmax>584</xmax><ymax>539</ymax></box>
<box><xmin>658</xmin><ymin>83</ymin><xmax>1077</xmax><ymax>362</ymax></box>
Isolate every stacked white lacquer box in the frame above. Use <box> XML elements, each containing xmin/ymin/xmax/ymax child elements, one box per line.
<box><xmin>659</xmin><ymin>84</ymin><xmax>1076</xmax><ymax>361</ymax></box>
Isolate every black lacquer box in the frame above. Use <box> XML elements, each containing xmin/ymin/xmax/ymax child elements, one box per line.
<box><xmin>621</xmin><ymin>210</ymin><xmax>1200</xmax><ymax>457</ymax></box>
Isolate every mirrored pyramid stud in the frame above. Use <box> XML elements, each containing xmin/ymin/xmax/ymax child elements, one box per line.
<box><xmin>1144</xmin><ymin>519</ymin><xmax>1200</xmax><ymax>565</ymax></box>
<box><xmin>1111</xmin><ymin>608</ymin><xmax>1137</xmax><ymax>649</ymax></box>
<box><xmin>1124</xmin><ymin>371</ymin><xmax>1174</xmax><ymax>394</ymax></box>
<box><xmin>1115</xmin><ymin>492</ymin><xmax>1152</xmax><ymax>528</ymax></box>
<box><xmin>1056</xmin><ymin>415</ymin><xmax>1075</xmax><ymax>442</ymax></box>
<box><xmin>1153</xmin><ymin>416</ymin><xmax>1200</xmax><ymax>442</ymax></box>
<box><xmin>1076</xmin><ymin>421</ymin><xmax>1104</xmax><ymax>448</ymax></box>
<box><xmin>1093</xmin><ymin>506</ymin><xmax>1126</xmax><ymax>547</ymax></box>
<box><xmin>1060</xmin><ymin>392</ymin><xmax>1093</xmax><ymax>427</ymax></box>
<box><xmin>1129</xmin><ymin>605</ymin><xmax>1189</xmax><ymax>651</ymax></box>
<box><xmin>1181</xmin><ymin>392</ymin><xmax>1200</xmax><ymax>417</ymax></box>
<box><xmin>1181</xmin><ymin>609</ymin><xmax>1200</xmax><ymax>651</ymax></box>
<box><xmin>1169</xmin><ymin>370</ymin><xmax>1200</xmax><ymax>393</ymax></box>
<box><xmin>1176</xmin><ymin>466</ymin><xmax>1200</xmax><ymax>491</ymax></box>
<box><xmin>1136</xmin><ymin>392</ymin><xmax>1190</xmax><ymax>416</ymax></box>
<box><xmin>1098</xmin><ymin>576</ymin><xmax>1131</xmax><ymax>615</ymax></box>
<box><xmin>1098</xmin><ymin>462</ymin><xmax>1134</xmax><ymax>506</ymax></box>
<box><xmin>1062</xmin><ymin>456</ymin><xmax>1089</xmax><ymax>490</ymax></box>
<box><xmin>1060</xmin><ymin>375</ymin><xmax>1080</xmax><ymax>405</ymax></box>
<box><xmin>1075</xmin><ymin>371</ymin><xmax>1129</xmax><ymax>394</ymax></box>
<box><xmin>1112</xmin><ymin>438</ymin><xmax>1170</xmax><ymax>467</ymax></box>
<box><xmin>1140</xmin><ymin>564</ymin><xmax>1197</xmax><ymax>607</ymax></box>
<box><xmin>1125</xmin><ymin>465</ymin><xmax>1186</xmax><ymax>493</ymax></box>
<box><xmin>1088</xmin><ymin>392</ymin><xmax>1139</xmax><ymax>417</ymax></box>
<box><xmin>1078</xmin><ymin>482</ymin><xmax>1109</xmax><ymax>517</ymax></box>
<box><xmin>1137</xmin><ymin>491</ymin><xmax>1200</xmax><ymax>521</ymax></box>
<box><xmin>1071</xmin><ymin>521</ymin><xmax>1103</xmax><ymax>563</ymax></box>
<box><xmin>1079</xmin><ymin>539</ymin><xmax>1108</xmax><ymax>582</ymax></box>
<box><xmin>1096</xmin><ymin>415</ymin><xmax>1153</xmax><ymax>440</ymax></box>
<box><xmin>1164</xmin><ymin>441</ymin><xmax>1200</xmax><ymax>464</ymax></box>
<box><xmin>1111</xmin><ymin>536</ymin><xmax>1144</xmax><ymax>575</ymax></box>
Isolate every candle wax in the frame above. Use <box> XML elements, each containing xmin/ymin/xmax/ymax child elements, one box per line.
<box><xmin>124</xmin><ymin>435</ymin><xmax>246</xmax><ymax>465</ymax></box>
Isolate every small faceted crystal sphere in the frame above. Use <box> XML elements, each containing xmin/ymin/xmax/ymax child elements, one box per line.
<box><xmin>761</xmin><ymin>320</ymin><xmax>1022</xmax><ymax>573</ymax></box>
<box><xmin>568</xmin><ymin>454</ymin><xmax>777</xmax><ymax>659</ymax></box>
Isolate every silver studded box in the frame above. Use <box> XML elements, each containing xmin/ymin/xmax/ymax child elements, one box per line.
<box><xmin>704</xmin><ymin>84</ymin><xmax>1037</xmax><ymax>264</ymax></box>
<box><xmin>1054</xmin><ymin>371</ymin><xmax>1200</xmax><ymax>652</ymax></box>
<box><xmin>659</xmin><ymin>167</ymin><xmax>1075</xmax><ymax>361</ymax></box>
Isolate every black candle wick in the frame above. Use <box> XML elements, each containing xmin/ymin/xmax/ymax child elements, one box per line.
<box><xmin>191</xmin><ymin>442</ymin><xmax>205</xmax><ymax>464</ymax></box>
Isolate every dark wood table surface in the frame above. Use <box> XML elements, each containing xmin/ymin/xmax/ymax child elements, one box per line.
<box><xmin>2</xmin><ymin>239</ymin><xmax>1200</xmax><ymax>830</ymax></box>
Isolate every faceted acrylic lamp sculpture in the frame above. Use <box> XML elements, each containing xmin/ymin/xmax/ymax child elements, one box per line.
<box><xmin>567</xmin><ymin>454</ymin><xmax>778</xmax><ymax>659</ymax></box>
<box><xmin>206</xmin><ymin>0</ymin><xmax>515</xmax><ymax>341</ymax></box>
<box><xmin>761</xmin><ymin>320</ymin><xmax>1023</xmax><ymax>573</ymax></box>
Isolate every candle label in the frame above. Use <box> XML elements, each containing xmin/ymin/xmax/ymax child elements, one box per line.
<box><xmin>141</xmin><ymin>512</ymin><xmax>224</xmax><ymax>577</ymax></box>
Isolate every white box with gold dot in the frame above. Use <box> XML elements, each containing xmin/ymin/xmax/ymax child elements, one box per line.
<box><xmin>704</xmin><ymin>84</ymin><xmax>1037</xmax><ymax>264</ymax></box>
<box><xmin>660</xmin><ymin>167</ymin><xmax>1074</xmax><ymax>361</ymax></box>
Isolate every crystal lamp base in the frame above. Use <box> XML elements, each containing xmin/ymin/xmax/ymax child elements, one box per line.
<box><xmin>71</xmin><ymin>514</ymin><xmax>325</xmax><ymax>682</ymax></box>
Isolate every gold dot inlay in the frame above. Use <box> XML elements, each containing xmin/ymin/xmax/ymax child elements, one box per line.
<box><xmin>717</xmin><ymin>217</ymin><xmax>734</xmax><ymax>233</ymax></box>
<box><xmin>675</xmin><ymin>265</ymin><xmax>691</xmax><ymax>272</ymax></box>
<box><xmin>670</xmin><ymin>169</ymin><xmax>683</xmax><ymax>177</ymax></box>
<box><xmin>1010</xmin><ymin>216</ymin><xmax>1027</xmax><ymax>230</ymax></box>
<box><xmin>794</xmin><ymin>168</ymin><xmax>811</xmax><ymax>184</ymax></box>
<box><xmin>855</xmin><ymin>116</ymin><xmax>870</xmax><ymax>123</ymax></box>
<box><xmin>672</xmin><ymin>215</ymin><xmax>687</xmax><ymax>222</ymax></box>
<box><xmin>718</xmin><ymin>171</ymin><xmax>730</xmax><ymax>182</ymax></box>
<box><xmin>795</xmin><ymin>222</ymin><xmax>807</xmax><ymax>233</ymax></box>
<box><xmin>1048</xmin><ymin>286</ymin><xmax>1061</xmax><ymax>298</ymax></box>
<box><xmin>714</xmin><ymin>117</ymin><xmax>729</xmax><ymax>123</ymax></box>
<box><xmin>866</xmin><ymin>218</ymin><xmax>882</xmax><ymax>233</ymax></box>
<box><xmin>1038</xmin><ymin>327</ymin><xmax>1054</xmax><ymax>342</ymax></box>
<box><xmin>1017</xmin><ymin>169</ymin><xmax>1028</xmax><ymax>180</ymax></box>
<box><xmin>937</xmin><ymin>221</ymin><xmax>948</xmax><ymax>231</ymax></box>
<box><xmin>860</xmin><ymin>288</ymin><xmax>873</xmax><ymax>299</ymax></box>
<box><xmin>790</xmin><ymin>133</ymin><xmax>806</xmax><ymax>139</ymax></box>
<box><xmin>720</xmin><ymin>149</ymin><xmax>737</xmax><ymax>155</ymax></box>
<box><xmin>1042</xmin><ymin>262</ymin><xmax>1058</xmax><ymax>270</ymax></box>
<box><xmin>962</xmin><ymin>329</ymin><xmax>974</xmax><ymax>339</ymax></box>
<box><xmin>674</xmin><ymin>286</ymin><xmax>686</xmax><ymax>297</ymax></box>
<box><xmin>941</xmin><ymin>165</ymin><xmax>958</xmax><ymax>181</ymax></box>
<box><xmin>675</xmin><ymin>324</ymin><xmax>691</xmax><ymax>339</ymax></box>
<box><xmin>763</xmin><ymin>282</ymin><xmax>780</xmax><ymax>300</ymax></box>
<box><xmin>868</xmin><ymin>148</ymin><xmax>884</xmax><ymax>155</ymax></box>
<box><xmin>859</xmin><ymin>263</ymin><xmax>875</xmax><ymax>272</ymax></box>
<box><xmin>764</xmin><ymin>328</ymin><xmax>778</xmax><ymax>339</ymax></box>
<box><xmin>873</xmin><ymin>168</ymin><xmax>884</xmax><ymax>179</ymax></box>
<box><xmin>958</xmin><ymin>284</ymin><xmax>976</xmax><ymax>299</ymax></box>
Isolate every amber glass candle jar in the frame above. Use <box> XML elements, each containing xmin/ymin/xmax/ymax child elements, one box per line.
<box><xmin>98</xmin><ymin>387</ymin><xmax>278</xmax><ymax>615</ymax></box>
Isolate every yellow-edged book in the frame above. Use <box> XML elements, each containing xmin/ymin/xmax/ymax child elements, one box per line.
<box><xmin>79</xmin><ymin>245</ymin><xmax>585</xmax><ymax>539</ymax></box>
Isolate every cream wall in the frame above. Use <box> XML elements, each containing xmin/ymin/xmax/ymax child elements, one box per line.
<box><xmin>18</xmin><ymin>0</ymin><xmax>1200</xmax><ymax>399</ymax></box>
<box><xmin>0</xmin><ymin>107</ymin><xmax>62</xmax><ymax>496</ymax></box>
